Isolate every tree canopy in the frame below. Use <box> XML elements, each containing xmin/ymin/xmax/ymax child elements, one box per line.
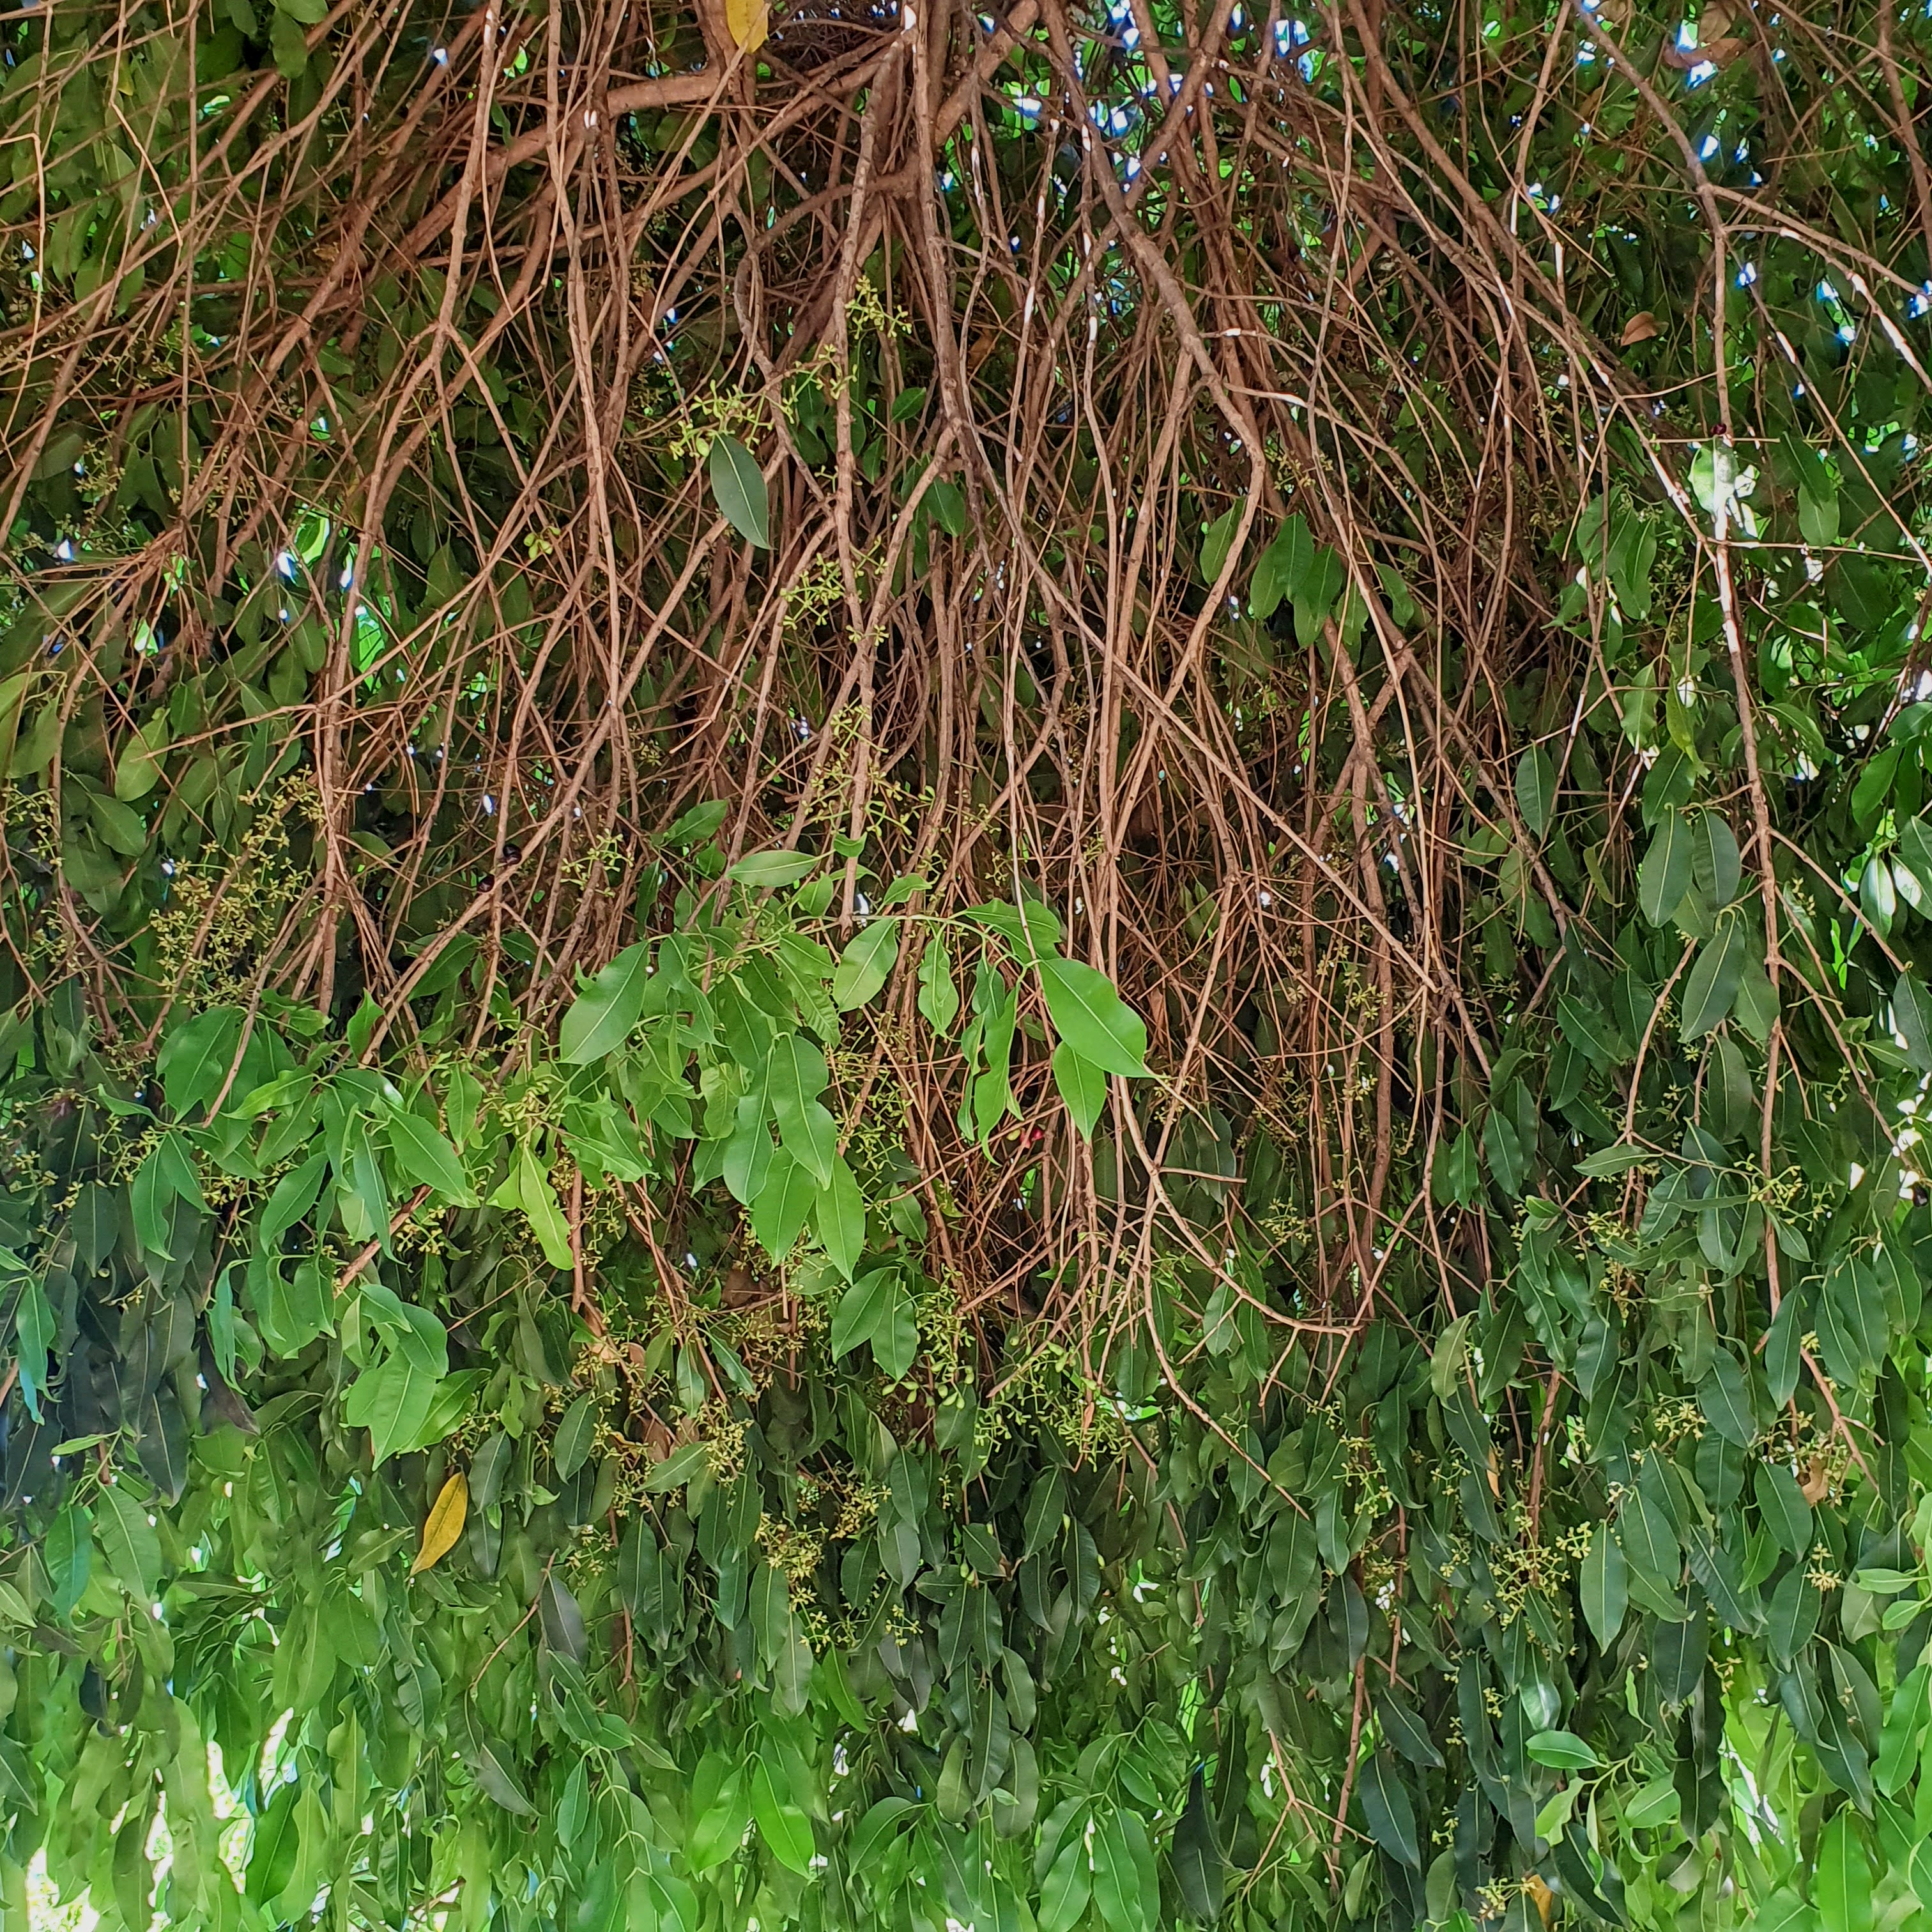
<box><xmin>3</xmin><ymin>0</ymin><xmax>1932</xmax><ymax>1926</ymax></box>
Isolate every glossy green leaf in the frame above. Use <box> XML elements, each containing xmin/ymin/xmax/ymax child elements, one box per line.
<box><xmin>1515</xmin><ymin>747</ymin><xmax>1556</xmax><ymax>838</ymax></box>
<box><xmin>1037</xmin><ymin>956</ymin><xmax>1148</xmax><ymax>1076</ymax></box>
<box><xmin>1580</xmin><ymin>1524</ymin><xmax>1627</xmax><ymax>1649</ymax></box>
<box><xmin>1039</xmin><ymin>1835</ymin><xmax>1091</xmax><ymax>1932</ymax></box>
<box><xmin>710</xmin><ymin>433</ymin><xmax>769</xmax><ymax>546</ymax></box>
<box><xmin>1091</xmin><ymin>1809</ymin><xmax>1154</xmax><ymax>1932</ymax></box>
<box><xmin>1170</xmin><ymin>1768</ymin><xmax>1223</xmax><ymax>1920</ymax></box>
<box><xmin>552</xmin><ymin>1394</ymin><xmax>598</xmax><ymax>1478</ymax></box>
<box><xmin>1680</xmin><ymin>916</ymin><xmax>1748</xmax><ymax>1038</ymax></box>
<box><xmin>1690</xmin><ymin>808</ymin><xmax>1742</xmax><ymax>907</ymax></box>
<box><xmin>1816</xmin><ymin>1812</ymin><xmax>1872</xmax><ymax>1932</ymax></box>
<box><xmin>1355</xmin><ymin>1752</ymin><xmax>1421</xmax><ymax>1867</ymax></box>
<box><xmin>344</xmin><ymin>1351</ymin><xmax>443</xmax><ymax>1464</ymax></box>
<box><xmin>560</xmin><ymin>944</ymin><xmax>653</xmax><ymax>1062</ymax></box>
<box><xmin>94</xmin><ymin>1482</ymin><xmax>160</xmax><ymax>1598</ymax></box>
<box><xmin>386</xmin><ymin>1108</ymin><xmax>473</xmax><ymax>1200</ymax></box>
<box><xmin>815</xmin><ymin>1154</ymin><xmax>866</xmax><ymax>1278</ymax></box>
<box><xmin>1524</xmin><ymin>1729</ymin><xmax>1597</xmax><ymax>1770</ymax></box>
<box><xmin>1639</xmin><ymin>809</ymin><xmax>1694</xmax><ymax>925</ymax></box>
<box><xmin>917</xmin><ymin>932</ymin><xmax>960</xmax><ymax>1035</ymax></box>
<box><xmin>832</xmin><ymin>917</ymin><xmax>901</xmax><ymax>1009</ymax></box>
<box><xmin>1051</xmin><ymin>1043</ymin><xmax>1107</xmax><ymax>1137</ymax></box>
<box><xmin>1893</xmin><ymin>972</ymin><xmax>1932</xmax><ymax>1073</ymax></box>
<box><xmin>751</xmin><ymin>1759</ymin><xmax>815</xmax><ymax>1874</ymax></box>
<box><xmin>157</xmin><ymin>1005</ymin><xmax>244</xmax><ymax>1117</ymax></box>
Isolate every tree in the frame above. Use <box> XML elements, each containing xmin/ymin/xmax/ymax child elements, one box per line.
<box><xmin>1</xmin><ymin>0</ymin><xmax>1931</xmax><ymax>1924</ymax></box>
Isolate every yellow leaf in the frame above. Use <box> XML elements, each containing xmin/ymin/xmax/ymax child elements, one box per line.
<box><xmin>726</xmin><ymin>0</ymin><xmax>767</xmax><ymax>51</ymax></box>
<box><xmin>410</xmin><ymin>1473</ymin><xmax>468</xmax><ymax>1575</ymax></box>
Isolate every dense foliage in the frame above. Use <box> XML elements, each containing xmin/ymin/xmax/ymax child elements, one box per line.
<box><xmin>4</xmin><ymin>0</ymin><xmax>1932</xmax><ymax>1924</ymax></box>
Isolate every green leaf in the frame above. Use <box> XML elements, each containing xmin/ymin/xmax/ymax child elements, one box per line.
<box><xmin>1756</xmin><ymin>1459</ymin><xmax>1813</xmax><ymax>1554</ymax></box>
<box><xmin>815</xmin><ymin>1154</ymin><xmax>866</xmax><ymax>1278</ymax></box>
<box><xmin>560</xmin><ymin>943</ymin><xmax>652</xmax><ymax>1062</ymax></box>
<box><xmin>749</xmin><ymin>1147</ymin><xmax>818</xmax><ymax>1259</ymax></box>
<box><xmin>666</xmin><ymin>799</ymin><xmax>731</xmax><ymax>845</ymax></box>
<box><xmin>710</xmin><ymin>433</ymin><xmax>769</xmax><ymax>547</ymax></box>
<box><xmin>1429</xmin><ymin>1313</ymin><xmax>1473</xmax><ymax>1401</ymax></box>
<box><xmin>832</xmin><ymin>917</ymin><xmax>901</xmax><ymax>1009</ymax></box>
<box><xmin>689</xmin><ymin>1768</ymin><xmax>750</xmax><ymax>1871</ymax></box>
<box><xmin>1680</xmin><ymin>917</ymin><xmax>1748</xmax><ymax>1038</ymax></box>
<box><xmin>848</xmin><ymin>1795</ymin><xmax>919</xmax><ymax>1871</ymax></box>
<box><xmin>964</xmin><ymin>898</ymin><xmax>1064</xmax><ymax>956</ymax></box>
<box><xmin>46</xmin><ymin>1504</ymin><xmax>92</xmax><ymax>1618</ymax></box>
<box><xmin>1691</xmin><ymin>809</ymin><xmax>1742</xmax><ymax>907</ymax></box>
<box><xmin>514</xmin><ymin>1144</ymin><xmax>576</xmax><ymax>1271</ymax></box>
<box><xmin>1294</xmin><ymin>546</ymin><xmax>1345</xmax><ymax>647</ymax></box>
<box><xmin>732</xmin><ymin>850</ymin><xmax>820</xmax><ymax>889</ymax></box>
<box><xmin>1639</xmin><ymin>808</ymin><xmax>1694</xmax><ymax>925</ymax></box>
<box><xmin>1515</xmin><ymin>747</ymin><xmax>1556</xmax><ymax>838</ymax></box>
<box><xmin>268</xmin><ymin>7</ymin><xmax>309</xmax><ymax>75</ymax></box>
<box><xmin>1534</xmin><ymin>1786</ymin><xmax>1576</xmax><ymax>1843</ymax></box>
<box><xmin>386</xmin><ymin>1110</ymin><xmax>473</xmax><ymax>1201</ymax></box>
<box><xmin>1893</xmin><ymin>972</ymin><xmax>1932</xmax><ymax>1072</ymax></box>
<box><xmin>1767</xmin><ymin>1565</ymin><xmax>1821</xmax><ymax>1664</ymax></box>
<box><xmin>258</xmin><ymin>1147</ymin><xmax>330</xmax><ymax>1253</ymax></box>
<box><xmin>1624</xmin><ymin>1775</ymin><xmax>1680</xmax><ymax>1828</ymax></box>
<box><xmin>928</xmin><ymin>479</ymin><xmax>967</xmax><ymax>539</ymax></box>
<box><xmin>1581</xmin><ymin>1524</ymin><xmax>1627</xmax><ymax>1649</ymax></box>
<box><xmin>1431</xmin><ymin>1124</ymin><xmax>1480</xmax><ymax>1206</ymax></box>
<box><xmin>553</xmin><ymin>1395</ymin><xmax>598</xmax><ymax>1479</ymax></box>
<box><xmin>1199</xmin><ymin>503</ymin><xmax>1242</xmax><ymax>586</ymax></box>
<box><xmin>767</xmin><ymin>1034</ymin><xmax>837</xmax><ymax>1184</ymax></box>
<box><xmin>1858</xmin><ymin>854</ymin><xmax>1895</xmax><ymax>936</ymax></box>
<box><xmin>831</xmin><ymin>1267</ymin><xmax>912</xmax><ymax>1376</ymax></box>
<box><xmin>255</xmin><ymin>1255</ymin><xmax>334</xmax><ymax>1358</ymax></box>
<box><xmin>917</xmin><ymin>933</ymin><xmax>960</xmax><ymax>1035</ymax></box>
<box><xmin>1170</xmin><ymin>1768</ymin><xmax>1223</xmax><ymax>1920</ymax></box>
<box><xmin>1798</xmin><ymin>482</ymin><xmax>1840</xmax><ymax>549</ymax></box>
<box><xmin>158</xmin><ymin>1004</ymin><xmax>243</xmax><ymax>1118</ymax></box>
<box><xmin>1897</xmin><ymin>815</ymin><xmax>1932</xmax><ymax>901</ymax></box>
<box><xmin>1376</xmin><ymin>1694</ymin><xmax>1444</xmax><ymax>1771</ymax></box>
<box><xmin>11</xmin><ymin>1273</ymin><xmax>53</xmax><ymax>1421</ymax></box>
<box><xmin>1052</xmin><ymin>1043</ymin><xmax>1108</xmax><ymax>1138</ymax></box>
<box><xmin>1575</xmin><ymin>1143</ymin><xmax>1649</xmax><ymax>1177</ymax></box>
<box><xmin>1039</xmin><ymin>1835</ymin><xmax>1092</xmax><ymax>1932</ymax></box>
<box><xmin>643</xmin><ymin>1442</ymin><xmax>709</xmax><ymax>1492</ymax></box>
<box><xmin>469</xmin><ymin>1735</ymin><xmax>538</xmax><ymax>1817</ymax></box>
<box><xmin>1037</xmin><ymin>956</ymin><xmax>1148</xmax><ymax>1076</ymax></box>
<box><xmin>1770</xmin><ymin>1894</ymin><xmax>1828</xmax><ymax>1932</ymax></box>
<box><xmin>1524</xmin><ymin>1730</ymin><xmax>1598</xmax><ymax>1770</ymax></box>
<box><xmin>1851</xmin><ymin>746</ymin><xmax>1901</xmax><ymax>834</ymax></box>
<box><xmin>1816</xmin><ymin>1811</ymin><xmax>1872</xmax><ymax>1932</ymax></box>
<box><xmin>1251</xmin><ymin>515</ymin><xmax>1312</xmax><ymax>621</ymax></box>
<box><xmin>1091</xmin><ymin>1810</ymin><xmax>1154</xmax><ymax>1932</ymax></box>
<box><xmin>1608</xmin><ymin>509</ymin><xmax>1658</xmax><ymax>620</ymax></box>
<box><xmin>831</xmin><ymin>1266</ymin><xmax>899</xmax><ymax>1358</ymax></box>
<box><xmin>95</xmin><ymin>1482</ymin><xmax>160</xmax><ymax>1599</ymax></box>
<box><xmin>1618</xmin><ymin>1483</ymin><xmax>1680</xmax><ymax>1589</ymax></box>
<box><xmin>1907</xmin><ymin>1843</ymin><xmax>1932</xmax><ymax>1918</ymax></box>
<box><xmin>1355</xmin><ymin>1752</ymin><xmax>1421</xmax><ymax>1868</ymax></box>
<box><xmin>344</xmin><ymin>1350</ymin><xmax>443</xmax><ymax>1464</ymax></box>
<box><xmin>1698</xmin><ymin>1348</ymin><xmax>1755</xmax><ymax>1446</ymax></box>
<box><xmin>751</xmin><ymin>1759</ymin><xmax>815</xmax><ymax>1874</ymax></box>
<box><xmin>132</xmin><ymin>1131</ymin><xmax>204</xmax><ymax>1255</ymax></box>
<box><xmin>1876</xmin><ymin>1663</ymin><xmax>1929</xmax><ymax>1795</ymax></box>
<box><xmin>112</xmin><ymin>714</ymin><xmax>171</xmax><ymax>801</ymax></box>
